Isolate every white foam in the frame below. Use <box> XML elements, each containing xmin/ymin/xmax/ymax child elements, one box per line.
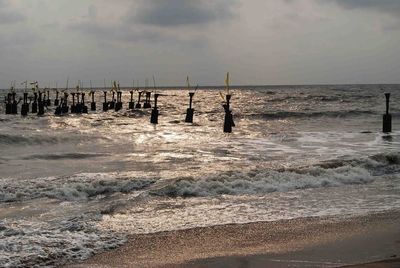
<box><xmin>0</xmin><ymin>215</ymin><xmax>125</xmax><ymax>267</ymax></box>
<box><xmin>0</xmin><ymin>152</ymin><xmax>398</xmax><ymax>267</ymax></box>
<box><xmin>0</xmin><ymin>172</ymin><xmax>157</xmax><ymax>203</ymax></box>
<box><xmin>152</xmin><ymin>164</ymin><xmax>375</xmax><ymax>198</ymax></box>
<box><xmin>1</xmin><ymin>152</ymin><xmax>399</xmax><ymax>203</ymax></box>
<box><xmin>99</xmin><ymin>173</ymin><xmax>400</xmax><ymax>235</ymax></box>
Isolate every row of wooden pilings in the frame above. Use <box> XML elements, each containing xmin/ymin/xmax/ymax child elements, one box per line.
<box><xmin>3</xmin><ymin>90</ymin><xmax>395</xmax><ymax>134</ymax></box>
<box><xmin>3</xmin><ymin>89</ymin><xmax>236</xmax><ymax>133</ymax></box>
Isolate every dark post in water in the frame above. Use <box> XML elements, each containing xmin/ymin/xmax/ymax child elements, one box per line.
<box><xmin>90</xmin><ymin>91</ymin><xmax>96</xmax><ymax>111</ymax></box>
<box><xmin>185</xmin><ymin>92</ymin><xmax>195</xmax><ymax>123</ymax></box>
<box><xmin>383</xmin><ymin>93</ymin><xmax>392</xmax><ymax>133</ymax></box>
<box><xmin>11</xmin><ymin>92</ymin><xmax>18</xmax><ymax>114</ymax></box>
<box><xmin>21</xmin><ymin>93</ymin><xmax>29</xmax><ymax>116</ymax></box>
<box><xmin>109</xmin><ymin>91</ymin><xmax>115</xmax><ymax>109</ymax></box>
<box><xmin>62</xmin><ymin>92</ymin><xmax>69</xmax><ymax>114</ymax></box>
<box><xmin>43</xmin><ymin>91</ymin><xmax>47</xmax><ymax>107</ymax></box>
<box><xmin>144</xmin><ymin>92</ymin><xmax>152</xmax><ymax>108</ymax></box>
<box><xmin>115</xmin><ymin>91</ymin><xmax>122</xmax><ymax>111</ymax></box>
<box><xmin>129</xmin><ymin>90</ymin><xmax>135</xmax><ymax>109</ymax></box>
<box><xmin>54</xmin><ymin>91</ymin><xmax>59</xmax><ymax>106</ymax></box>
<box><xmin>37</xmin><ymin>91</ymin><xmax>45</xmax><ymax>115</ymax></box>
<box><xmin>76</xmin><ymin>93</ymin><xmax>82</xmax><ymax>114</ymax></box>
<box><xmin>150</xmin><ymin>93</ymin><xmax>160</xmax><ymax>124</ymax></box>
<box><xmin>31</xmin><ymin>92</ymin><xmax>38</xmax><ymax>113</ymax></box>
<box><xmin>223</xmin><ymin>94</ymin><xmax>235</xmax><ymax>133</ymax></box>
<box><xmin>71</xmin><ymin>93</ymin><xmax>76</xmax><ymax>113</ymax></box>
<box><xmin>136</xmin><ymin>91</ymin><xmax>142</xmax><ymax>109</ymax></box>
<box><xmin>5</xmin><ymin>93</ymin><xmax>12</xmax><ymax>114</ymax></box>
<box><xmin>55</xmin><ymin>98</ymin><xmax>62</xmax><ymax>116</ymax></box>
<box><xmin>81</xmin><ymin>93</ymin><xmax>88</xmax><ymax>113</ymax></box>
<box><xmin>46</xmin><ymin>90</ymin><xmax>51</xmax><ymax>106</ymax></box>
<box><xmin>103</xmin><ymin>91</ymin><xmax>108</xmax><ymax>111</ymax></box>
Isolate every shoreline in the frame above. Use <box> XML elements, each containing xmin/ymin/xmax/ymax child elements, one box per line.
<box><xmin>68</xmin><ymin>211</ymin><xmax>400</xmax><ymax>267</ymax></box>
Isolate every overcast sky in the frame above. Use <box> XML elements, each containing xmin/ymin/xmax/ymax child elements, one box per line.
<box><xmin>0</xmin><ymin>0</ymin><xmax>399</xmax><ymax>88</ymax></box>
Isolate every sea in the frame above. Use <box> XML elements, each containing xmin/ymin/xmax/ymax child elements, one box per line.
<box><xmin>0</xmin><ymin>85</ymin><xmax>399</xmax><ymax>267</ymax></box>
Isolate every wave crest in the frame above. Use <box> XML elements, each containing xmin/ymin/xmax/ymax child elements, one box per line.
<box><xmin>0</xmin><ymin>173</ymin><xmax>156</xmax><ymax>203</ymax></box>
<box><xmin>151</xmin><ymin>152</ymin><xmax>400</xmax><ymax>198</ymax></box>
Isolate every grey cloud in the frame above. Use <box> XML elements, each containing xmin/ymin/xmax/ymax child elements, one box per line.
<box><xmin>67</xmin><ymin>5</ymin><xmax>116</xmax><ymax>41</ymax></box>
<box><xmin>331</xmin><ymin>0</ymin><xmax>400</xmax><ymax>18</ymax></box>
<box><xmin>41</xmin><ymin>22</ymin><xmax>60</xmax><ymax>29</ymax></box>
<box><xmin>88</xmin><ymin>5</ymin><xmax>97</xmax><ymax>20</ymax></box>
<box><xmin>0</xmin><ymin>0</ymin><xmax>26</xmax><ymax>24</ymax></box>
<box><xmin>0</xmin><ymin>30</ymin><xmax>39</xmax><ymax>51</ymax></box>
<box><xmin>68</xmin><ymin>21</ymin><xmax>112</xmax><ymax>37</ymax></box>
<box><xmin>131</xmin><ymin>0</ymin><xmax>238</xmax><ymax>27</ymax></box>
<box><xmin>0</xmin><ymin>11</ymin><xmax>25</xmax><ymax>24</ymax></box>
<box><xmin>326</xmin><ymin>0</ymin><xmax>400</xmax><ymax>31</ymax></box>
<box><xmin>67</xmin><ymin>2</ymin><xmax>219</xmax><ymax>44</ymax></box>
<box><xmin>68</xmin><ymin>20</ymin><xmax>186</xmax><ymax>45</ymax></box>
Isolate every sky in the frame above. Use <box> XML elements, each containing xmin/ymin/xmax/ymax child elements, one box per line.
<box><xmin>0</xmin><ymin>0</ymin><xmax>399</xmax><ymax>88</ymax></box>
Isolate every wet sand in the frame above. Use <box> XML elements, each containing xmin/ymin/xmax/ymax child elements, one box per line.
<box><xmin>68</xmin><ymin>211</ymin><xmax>400</xmax><ymax>268</ymax></box>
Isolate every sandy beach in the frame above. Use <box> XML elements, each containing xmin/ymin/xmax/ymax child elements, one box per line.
<box><xmin>67</xmin><ymin>210</ymin><xmax>400</xmax><ymax>267</ymax></box>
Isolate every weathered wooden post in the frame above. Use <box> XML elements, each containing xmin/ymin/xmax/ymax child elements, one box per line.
<box><xmin>21</xmin><ymin>93</ymin><xmax>28</xmax><ymax>116</ymax></box>
<box><xmin>5</xmin><ymin>93</ymin><xmax>11</xmax><ymax>114</ymax></box>
<box><xmin>144</xmin><ymin>92</ymin><xmax>152</xmax><ymax>108</ymax></box>
<box><xmin>383</xmin><ymin>93</ymin><xmax>392</xmax><ymax>133</ymax></box>
<box><xmin>54</xmin><ymin>90</ymin><xmax>59</xmax><ymax>106</ymax></box>
<box><xmin>109</xmin><ymin>91</ymin><xmax>116</xmax><ymax>109</ymax></box>
<box><xmin>136</xmin><ymin>91</ymin><xmax>143</xmax><ymax>108</ymax></box>
<box><xmin>62</xmin><ymin>92</ymin><xmax>69</xmax><ymax>114</ymax></box>
<box><xmin>185</xmin><ymin>92</ymin><xmax>195</xmax><ymax>123</ymax></box>
<box><xmin>76</xmin><ymin>92</ymin><xmax>82</xmax><ymax>113</ymax></box>
<box><xmin>11</xmin><ymin>92</ymin><xmax>18</xmax><ymax>114</ymax></box>
<box><xmin>46</xmin><ymin>90</ymin><xmax>51</xmax><ymax>106</ymax></box>
<box><xmin>90</xmin><ymin>91</ymin><xmax>96</xmax><ymax>111</ymax></box>
<box><xmin>223</xmin><ymin>94</ymin><xmax>235</xmax><ymax>133</ymax></box>
<box><xmin>103</xmin><ymin>91</ymin><xmax>108</xmax><ymax>111</ymax></box>
<box><xmin>222</xmin><ymin>72</ymin><xmax>235</xmax><ymax>133</ymax></box>
<box><xmin>31</xmin><ymin>92</ymin><xmax>38</xmax><ymax>113</ymax></box>
<box><xmin>71</xmin><ymin>92</ymin><xmax>76</xmax><ymax>113</ymax></box>
<box><xmin>81</xmin><ymin>92</ymin><xmax>88</xmax><ymax>113</ymax></box>
<box><xmin>129</xmin><ymin>90</ymin><xmax>135</xmax><ymax>109</ymax></box>
<box><xmin>150</xmin><ymin>93</ymin><xmax>160</xmax><ymax>124</ymax></box>
<box><xmin>37</xmin><ymin>91</ymin><xmax>45</xmax><ymax>115</ymax></box>
<box><xmin>115</xmin><ymin>89</ymin><xmax>122</xmax><ymax>112</ymax></box>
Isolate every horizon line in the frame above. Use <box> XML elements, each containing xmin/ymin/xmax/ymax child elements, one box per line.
<box><xmin>0</xmin><ymin>83</ymin><xmax>399</xmax><ymax>91</ymax></box>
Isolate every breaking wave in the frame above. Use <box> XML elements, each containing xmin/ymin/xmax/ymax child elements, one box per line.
<box><xmin>1</xmin><ymin>153</ymin><xmax>399</xmax><ymax>204</ymax></box>
<box><xmin>0</xmin><ymin>152</ymin><xmax>399</xmax><ymax>267</ymax></box>
<box><xmin>151</xmin><ymin>152</ymin><xmax>400</xmax><ymax>198</ymax></box>
<box><xmin>0</xmin><ymin>216</ymin><xmax>126</xmax><ymax>268</ymax></box>
<box><xmin>0</xmin><ymin>173</ymin><xmax>156</xmax><ymax>203</ymax></box>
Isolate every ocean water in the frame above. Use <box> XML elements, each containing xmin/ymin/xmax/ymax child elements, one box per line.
<box><xmin>0</xmin><ymin>85</ymin><xmax>399</xmax><ymax>267</ymax></box>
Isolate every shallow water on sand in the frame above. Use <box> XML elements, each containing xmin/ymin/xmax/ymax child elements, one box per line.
<box><xmin>0</xmin><ymin>85</ymin><xmax>399</xmax><ymax>266</ymax></box>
